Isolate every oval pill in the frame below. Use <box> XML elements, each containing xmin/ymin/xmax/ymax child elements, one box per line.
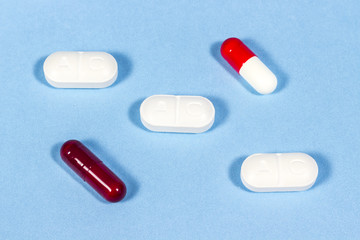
<box><xmin>140</xmin><ymin>95</ymin><xmax>215</xmax><ymax>133</ymax></box>
<box><xmin>60</xmin><ymin>140</ymin><xmax>126</xmax><ymax>202</ymax></box>
<box><xmin>241</xmin><ymin>153</ymin><xmax>318</xmax><ymax>192</ymax></box>
<box><xmin>43</xmin><ymin>51</ymin><xmax>118</xmax><ymax>88</ymax></box>
<box><xmin>220</xmin><ymin>38</ymin><xmax>277</xmax><ymax>94</ymax></box>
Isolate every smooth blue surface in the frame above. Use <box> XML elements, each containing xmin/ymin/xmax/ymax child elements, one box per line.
<box><xmin>0</xmin><ymin>1</ymin><xmax>359</xmax><ymax>239</ymax></box>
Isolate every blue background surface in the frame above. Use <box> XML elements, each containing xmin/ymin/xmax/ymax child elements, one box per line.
<box><xmin>0</xmin><ymin>1</ymin><xmax>359</xmax><ymax>239</ymax></box>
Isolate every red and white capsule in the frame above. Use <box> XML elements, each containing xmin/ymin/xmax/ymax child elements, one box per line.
<box><xmin>220</xmin><ymin>38</ymin><xmax>277</xmax><ymax>94</ymax></box>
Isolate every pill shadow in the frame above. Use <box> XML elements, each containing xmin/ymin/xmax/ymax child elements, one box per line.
<box><xmin>228</xmin><ymin>156</ymin><xmax>252</xmax><ymax>192</ymax></box>
<box><xmin>83</xmin><ymin>139</ymin><xmax>139</xmax><ymax>202</ymax></box>
<box><xmin>108</xmin><ymin>52</ymin><xmax>133</xmax><ymax>88</ymax></box>
<box><xmin>51</xmin><ymin>142</ymin><xmax>110</xmax><ymax>204</ymax></box>
<box><xmin>33</xmin><ymin>52</ymin><xmax>132</xmax><ymax>88</ymax></box>
<box><xmin>128</xmin><ymin>98</ymin><xmax>152</xmax><ymax>132</ymax></box>
<box><xmin>205</xmin><ymin>96</ymin><xmax>228</xmax><ymax>132</ymax></box>
<box><xmin>33</xmin><ymin>56</ymin><xmax>49</xmax><ymax>87</ymax></box>
<box><xmin>210</xmin><ymin>40</ymin><xmax>288</xmax><ymax>95</ymax></box>
<box><xmin>307</xmin><ymin>152</ymin><xmax>331</xmax><ymax>189</ymax></box>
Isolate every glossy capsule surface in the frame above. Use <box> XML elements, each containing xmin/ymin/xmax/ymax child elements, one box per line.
<box><xmin>60</xmin><ymin>140</ymin><xmax>126</xmax><ymax>202</ymax></box>
<box><xmin>221</xmin><ymin>38</ymin><xmax>277</xmax><ymax>94</ymax></box>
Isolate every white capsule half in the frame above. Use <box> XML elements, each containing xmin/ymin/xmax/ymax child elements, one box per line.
<box><xmin>43</xmin><ymin>51</ymin><xmax>118</xmax><ymax>88</ymax></box>
<box><xmin>241</xmin><ymin>153</ymin><xmax>318</xmax><ymax>192</ymax></box>
<box><xmin>239</xmin><ymin>57</ymin><xmax>277</xmax><ymax>94</ymax></box>
<box><xmin>140</xmin><ymin>95</ymin><xmax>215</xmax><ymax>133</ymax></box>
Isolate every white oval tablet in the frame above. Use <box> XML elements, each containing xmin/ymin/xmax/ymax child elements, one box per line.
<box><xmin>241</xmin><ymin>153</ymin><xmax>318</xmax><ymax>192</ymax></box>
<box><xmin>43</xmin><ymin>51</ymin><xmax>118</xmax><ymax>88</ymax></box>
<box><xmin>140</xmin><ymin>95</ymin><xmax>215</xmax><ymax>133</ymax></box>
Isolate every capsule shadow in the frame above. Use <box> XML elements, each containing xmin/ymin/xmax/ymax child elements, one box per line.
<box><xmin>107</xmin><ymin>51</ymin><xmax>133</xmax><ymax>88</ymax></box>
<box><xmin>82</xmin><ymin>139</ymin><xmax>139</xmax><ymax>202</ymax></box>
<box><xmin>33</xmin><ymin>56</ymin><xmax>49</xmax><ymax>87</ymax></box>
<box><xmin>307</xmin><ymin>152</ymin><xmax>331</xmax><ymax>189</ymax></box>
<box><xmin>228</xmin><ymin>156</ymin><xmax>252</xmax><ymax>192</ymax></box>
<box><xmin>51</xmin><ymin>142</ymin><xmax>110</xmax><ymax>204</ymax></box>
<box><xmin>128</xmin><ymin>98</ymin><xmax>152</xmax><ymax>132</ymax></box>
<box><xmin>204</xmin><ymin>96</ymin><xmax>228</xmax><ymax>132</ymax></box>
<box><xmin>241</xmin><ymin>38</ymin><xmax>288</xmax><ymax>94</ymax></box>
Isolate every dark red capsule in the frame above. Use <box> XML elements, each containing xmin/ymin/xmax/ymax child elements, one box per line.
<box><xmin>60</xmin><ymin>140</ymin><xmax>126</xmax><ymax>202</ymax></box>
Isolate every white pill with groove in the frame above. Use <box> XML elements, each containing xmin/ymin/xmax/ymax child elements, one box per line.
<box><xmin>140</xmin><ymin>95</ymin><xmax>215</xmax><ymax>133</ymax></box>
<box><xmin>43</xmin><ymin>51</ymin><xmax>118</xmax><ymax>88</ymax></box>
<box><xmin>241</xmin><ymin>153</ymin><xmax>318</xmax><ymax>192</ymax></box>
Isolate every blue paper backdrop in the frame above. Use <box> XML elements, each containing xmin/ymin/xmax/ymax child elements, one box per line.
<box><xmin>0</xmin><ymin>1</ymin><xmax>359</xmax><ymax>239</ymax></box>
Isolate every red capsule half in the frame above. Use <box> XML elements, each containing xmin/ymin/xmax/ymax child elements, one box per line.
<box><xmin>220</xmin><ymin>37</ymin><xmax>277</xmax><ymax>94</ymax></box>
<box><xmin>220</xmin><ymin>37</ymin><xmax>256</xmax><ymax>72</ymax></box>
<box><xmin>60</xmin><ymin>140</ymin><xmax>126</xmax><ymax>202</ymax></box>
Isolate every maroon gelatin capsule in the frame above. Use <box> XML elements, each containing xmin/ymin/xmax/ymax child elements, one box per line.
<box><xmin>60</xmin><ymin>140</ymin><xmax>126</xmax><ymax>202</ymax></box>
